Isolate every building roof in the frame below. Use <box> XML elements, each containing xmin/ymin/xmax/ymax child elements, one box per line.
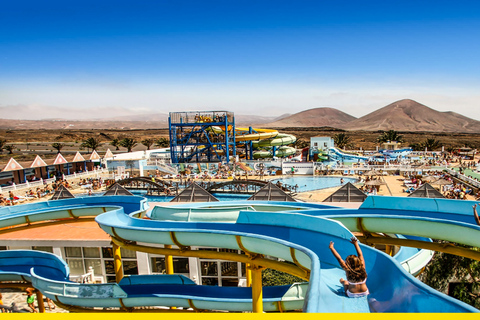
<box><xmin>170</xmin><ymin>182</ymin><xmax>219</xmax><ymax>202</ymax></box>
<box><xmin>29</xmin><ymin>155</ymin><xmax>48</xmax><ymax>168</ymax></box>
<box><xmin>247</xmin><ymin>182</ymin><xmax>297</xmax><ymax>202</ymax></box>
<box><xmin>0</xmin><ymin>220</ymin><xmax>110</xmax><ymax>242</ymax></box>
<box><xmin>90</xmin><ymin>150</ymin><xmax>101</xmax><ymax>160</ymax></box>
<box><xmin>71</xmin><ymin>151</ymin><xmax>86</xmax><ymax>162</ymax></box>
<box><xmin>45</xmin><ymin>153</ymin><xmax>68</xmax><ymax>166</ymax></box>
<box><xmin>323</xmin><ymin>182</ymin><xmax>367</xmax><ymax>202</ymax></box>
<box><xmin>103</xmin><ymin>183</ymin><xmax>134</xmax><ymax>196</ymax></box>
<box><xmin>104</xmin><ymin>149</ymin><xmax>114</xmax><ymax>158</ymax></box>
<box><xmin>1</xmin><ymin>157</ymin><xmax>24</xmax><ymax>172</ymax></box>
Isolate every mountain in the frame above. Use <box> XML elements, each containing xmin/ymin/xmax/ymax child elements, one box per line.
<box><xmin>262</xmin><ymin>107</ymin><xmax>357</xmax><ymax>128</ymax></box>
<box><xmin>342</xmin><ymin>99</ymin><xmax>480</xmax><ymax>133</ymax></box>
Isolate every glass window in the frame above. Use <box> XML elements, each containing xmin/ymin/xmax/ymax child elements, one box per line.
<box><xmin>202</xmin><ymin>277</ymin><xmax>218</xmax><ymax>286</ymax></box>
<box><xmin>0</xmin><ymin>246</ymin><xmax>7</xmax><ymax>250</ymax></box>
<box><xmin>102</xmin><ymin>247</ymin><xmax>113</xmax><ymax>258</ymax></box>
<box><xmin>120</xmin><ymin>248</ymin><xmax>136</xmax><ymax>259</ymax></box>
<box><xmin>151</xmin><ymin>257</ymin><xmax>189</xmax><ymax>274</ymax></box>
<box><xmin>123</xmin><ymin>261</ymin><xmax>138</xmax><ymax>275</ymax></box>
<box><xmin>105</xmin><ymin>260</ymin><xmax>115</xmax><ymax>275</ymax></box>
<box><xmin>221</xmin><ymin>262</ymin><xmax>238</xmax><ymax>277</ymax></box>
<box><xmin>201</xmin><ymin>261</ymin><xmax>218</xmax><ymax>276</ymax></box>
<box><xmin>32</xmin><ymin>246</ymin><xmax>53</xmax><ymax>253</ymax></box>
<box><xmin>85</xmin><ymin>259</ymin><xmax>102</xmax><ymax>275</ymax></box>
<box><xmin>65</xmin><ymin>247</ymin><xmax>82</xmax><ymax>258</ymax></box>
<box><xmin>67</xmin><ymin>259</ymin><xmax>84</xmax><ymax>274</ymax></box>
<box><xmin>83</xmin><ymin>247</ymin><xmax>100</xmax><ymax>258</ymax></box>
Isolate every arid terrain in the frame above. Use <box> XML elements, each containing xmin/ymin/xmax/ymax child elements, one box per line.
<box><xmin>1</xmin><ymin>127</ymin><xmax>479</xmax><ymax>164</ymax></box>
<box><xmin>1</xmin><ymin>98</ymin><xmax>480</xmax><ymax>164</ymax></box>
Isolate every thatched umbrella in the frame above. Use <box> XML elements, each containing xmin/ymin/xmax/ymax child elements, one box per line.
<box><xmin>416</xmin><ymin>165</ymin><xmax>431</xmax><ymax>170</ymax></box>
<box><xmin>364</xmin><ymin>179</ymin><xmax>386</xmax><ymax>186</ymax></box>
<box><xmin>363</xmin><ymin>170</ymin><xmax>381</xmax><ymax>176</ymax></box>
<box><xmin>371</xmin><ymin>152</ymin><xmax>385</xmax><ymax>157</ymax></box>
<box><xmin>430</xmin><ymin>178</ymin><xmax>453</xmax><ymax>186</ymax></box>
<box><xmin>422</xmin><ymin>175</ymin><xmax>440</xmax><ymax>183</ymax></box>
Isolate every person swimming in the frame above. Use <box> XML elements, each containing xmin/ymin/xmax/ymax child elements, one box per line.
<box><xmin>329</xmin><ymin>237</ymin><xmax>369</xmax><ymax>297</ymax></box>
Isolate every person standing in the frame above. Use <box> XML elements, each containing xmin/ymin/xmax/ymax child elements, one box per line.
<box><xmin>24</xmin><ymin>288</ymin><xmax>37</xmax><ymax>313</ymax></box>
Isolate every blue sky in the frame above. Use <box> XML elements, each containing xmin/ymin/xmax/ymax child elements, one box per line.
<box><xmin>1</xmin><ymin>1</ymin><xmax>480</xmax><ymax>120</ymax></box>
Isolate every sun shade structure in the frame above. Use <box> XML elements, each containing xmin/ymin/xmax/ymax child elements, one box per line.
<box><xmin>170</xmin><ymin>182</ymin><xmax>219</xmax><ymax>202</ymax></box>
<box><xmin>408</xmin><ymin>183</ymin><xmax>445</xmax><ymax>199</ymax></box>
<box><xmin>104</xmin><ymin>183</ymin><xmax>134</xmax><ymax>196</ymax></box>
<box><xmin>247</xmin><ymin>182</ymin><xmax>297</xmax><ymax>202</ymax></box>
<box><xmin>50</xmin><ymin>185</ymin><xmax>75</xmax><ymax>200</ymax></box>
<box><xmin>323</xmin><ymin>182</ymin><xmax>367</xmax><ymax>202</ymax></box>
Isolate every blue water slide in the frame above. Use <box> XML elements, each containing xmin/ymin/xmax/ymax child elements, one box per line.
<box><xmin>328</xmin><ymin>147</ymin><xmax>369</xmax><ymax>162</ymax></box>
<box><xmin>0</xmin><ymin>196</ymin><xmax>478</xmax><ymax>312</ymax></box>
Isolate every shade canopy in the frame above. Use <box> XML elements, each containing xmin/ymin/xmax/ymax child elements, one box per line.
<box><xmin>248</xmin><ymin>182</ymin><xmax>297</xmax><ymax>202</ymax></box>
<box><xmin>323</xmin><ymin>182</ymin><xmax>367</xmax><ymax>202</ymax></box>
<box><xmin>170</xmin><ymin>182</ymin><xmax>219</xmax><ymax>202</ymax></box>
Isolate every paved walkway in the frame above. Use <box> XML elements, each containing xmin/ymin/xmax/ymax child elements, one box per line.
<box><xmin>1</xmin><ymin>288</ymin><xmax>67</xmax><ymax>313</ymax></box>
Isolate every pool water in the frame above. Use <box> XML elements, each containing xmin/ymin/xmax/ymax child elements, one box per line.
<box><xmin>271</xmin><ymin>176</ymin><xmax>357</xmax><ymax>192</ymax></box>
<box><xmin>132</xmin><ymin>176</ymin><xmax>355</xmax><ymax>202</ymax></box>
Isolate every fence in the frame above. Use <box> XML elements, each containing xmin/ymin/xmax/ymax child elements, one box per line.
<box><xmin>0</xmin><ymin>169</ymin><xmax>110</xmax><ymax>193</ymax></box>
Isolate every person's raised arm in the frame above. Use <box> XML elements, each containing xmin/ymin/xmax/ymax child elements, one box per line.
<box><xmin>329</xmin><ymin>241</ymin><xmax>346</xmax><ymax>269</ymax></box>
<box><xmin>473</xmin><ymin>204</ymin><xmax>480</xmax><ymax>226</ymax></box>
<box><xmin>350</xmin><ymin>237</ymin><xmax>365</xmax><ymax>268</ymax></box>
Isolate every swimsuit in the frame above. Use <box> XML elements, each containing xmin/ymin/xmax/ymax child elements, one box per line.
<box><xmin>346</xmin><ymin>278</ymin><xmax>369</xmax><ymax>298</ymax></box>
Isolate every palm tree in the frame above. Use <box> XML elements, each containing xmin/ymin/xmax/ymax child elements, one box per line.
<box><xmin>422</xmin><ymin>138</ymin><xmax>441</xmax><ymax>151</ymax></box>
<box><xmin>333</xmin><ymin>133</ymin><xmax>351</xmax><ymax>149</ymax></box>
<box><xmin>51</xmin><ymin>142</ymin><xmax>64</xmax><ymax>153</ymax></box>
<box><xmin>0</xmin><ymin>139</ymin><xmax>7</xmax><ymax>152</ymax></box>
<box><xmin>154</xmin><ymin>137</ymin><xmax>170</xmax><ymax>148</ymax></box>
<box><xmin>120</xmin><ymin>138</ymin><xmax>137</xmax><ymax>152</ymax></box>
<box><xmin>409</xmin><ymin>143</ymin><xmax>423</xmax><ymax>151</ymax></box>
<box><xmin>141</xmin><ymin>139</ymin><xmax>154</xmax><ymax>150</ymax></box>
<box><xmin>110</xmin><ymin>138</ymin><xmax>121</xmax><ymax>150</ymax></box>
<box><xmin>4</xmin><ymin>145</ymin><xmax>14</xmax><ymax>154</ymax></box>
<box><xmin>377</xmin><ymin>130</ymin><xmax>403</xmax><ymax>143</ymax></box>
<box><xmin>81</xmin><ymin>137</ymin><xmax>101</xmax><ymax>152</ymax></box>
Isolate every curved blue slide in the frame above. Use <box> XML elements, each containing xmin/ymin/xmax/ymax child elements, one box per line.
<box><xmin>328</xmin><ymin>147</ymin><xmax>369</xmax><ymax>163</ymax></box>
<box><xmin>0</xmin><ymin>196</ymin><xmax>478</xmax><ymax>312</ymax></box>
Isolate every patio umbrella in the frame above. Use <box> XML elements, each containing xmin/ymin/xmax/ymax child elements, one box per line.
<box><xmin>430</xmin><ymin>178</ymin><xmax>453</xmax><ymax>186</ymax></box>
<box><xmin>363</xmin><ymin>170</ymin><xmax>381</xmax><ymax>176</ymax></box>
<box><xmin>371</xmin><ymin>152</ymin><xmax>384</xmax><ymax>157</ymax></box>
<box><xmin>416</xmin><ymin>165</ymin><xmax>431</xmax><ymax>170</ymax></box>
<box><xmin>422</xmin><ymin>175</ymin><xmax>440</xmax><ymax>182</ymax></box>
<box><xmin>364</xmin><ymin>179</ymin><xmax>386</xmax><ymax>186</ymax></box>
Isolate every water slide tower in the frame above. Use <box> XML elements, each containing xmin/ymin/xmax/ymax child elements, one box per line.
<box><xmin>169</xmin><ymin>111</ymin><xmax>236</xmax><ymax>163</ymax></box>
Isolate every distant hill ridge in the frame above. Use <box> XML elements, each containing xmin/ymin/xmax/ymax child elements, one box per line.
<box><xmin>263</xmin><ymin>107</ymin><xmax>357</xmax><ymax>128</ymax></box>
<box><xmin>0</xmin><ymin>99</ymin><xmax>479</xmax><ymax>133</ymax></box>
<box><xmin>338</xmin><ymin>99</ymin><xmax>480</xmax><ymax>133</ymax></box>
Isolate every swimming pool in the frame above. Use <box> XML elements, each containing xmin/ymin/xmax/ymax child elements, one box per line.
<box><xmin>271</xmin><ymin>176</ymin><xmax>357</xmax><ymax>192</ymax></box>
<box><xmin>131</xmin><ymin>176</ymin><xmax>356</xmax><ymax>202</ymax></box>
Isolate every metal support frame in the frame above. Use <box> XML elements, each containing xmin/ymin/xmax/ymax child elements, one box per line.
<box><xmin>111</xmin><ymin>237</ymin><xmax>309</xmax><ymax>280</ymax></box>
<box><xmin>357</xmin><ymin>234</ymin><xmax>480</xmax><ymax>261</ymax></box>
<box><xmin>112</xmin><ymin>242</ymin><xmax>124</xmax><ymax>283</ymax></box>
<box><xmin>250</xmin><ymin>265</ymin><xmax>264</xmax><ymax>313</ymax></box>
<box><xmin>169</xmin><ymin>111</ymin><xmax>236</xmax><ymax>163</ymax></box>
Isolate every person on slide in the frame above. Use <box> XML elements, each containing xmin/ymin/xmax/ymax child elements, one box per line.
<box><xmin>329</xmin><ymin>237</ymin><xmax>369</xmax><ymax>297</ymax></box>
